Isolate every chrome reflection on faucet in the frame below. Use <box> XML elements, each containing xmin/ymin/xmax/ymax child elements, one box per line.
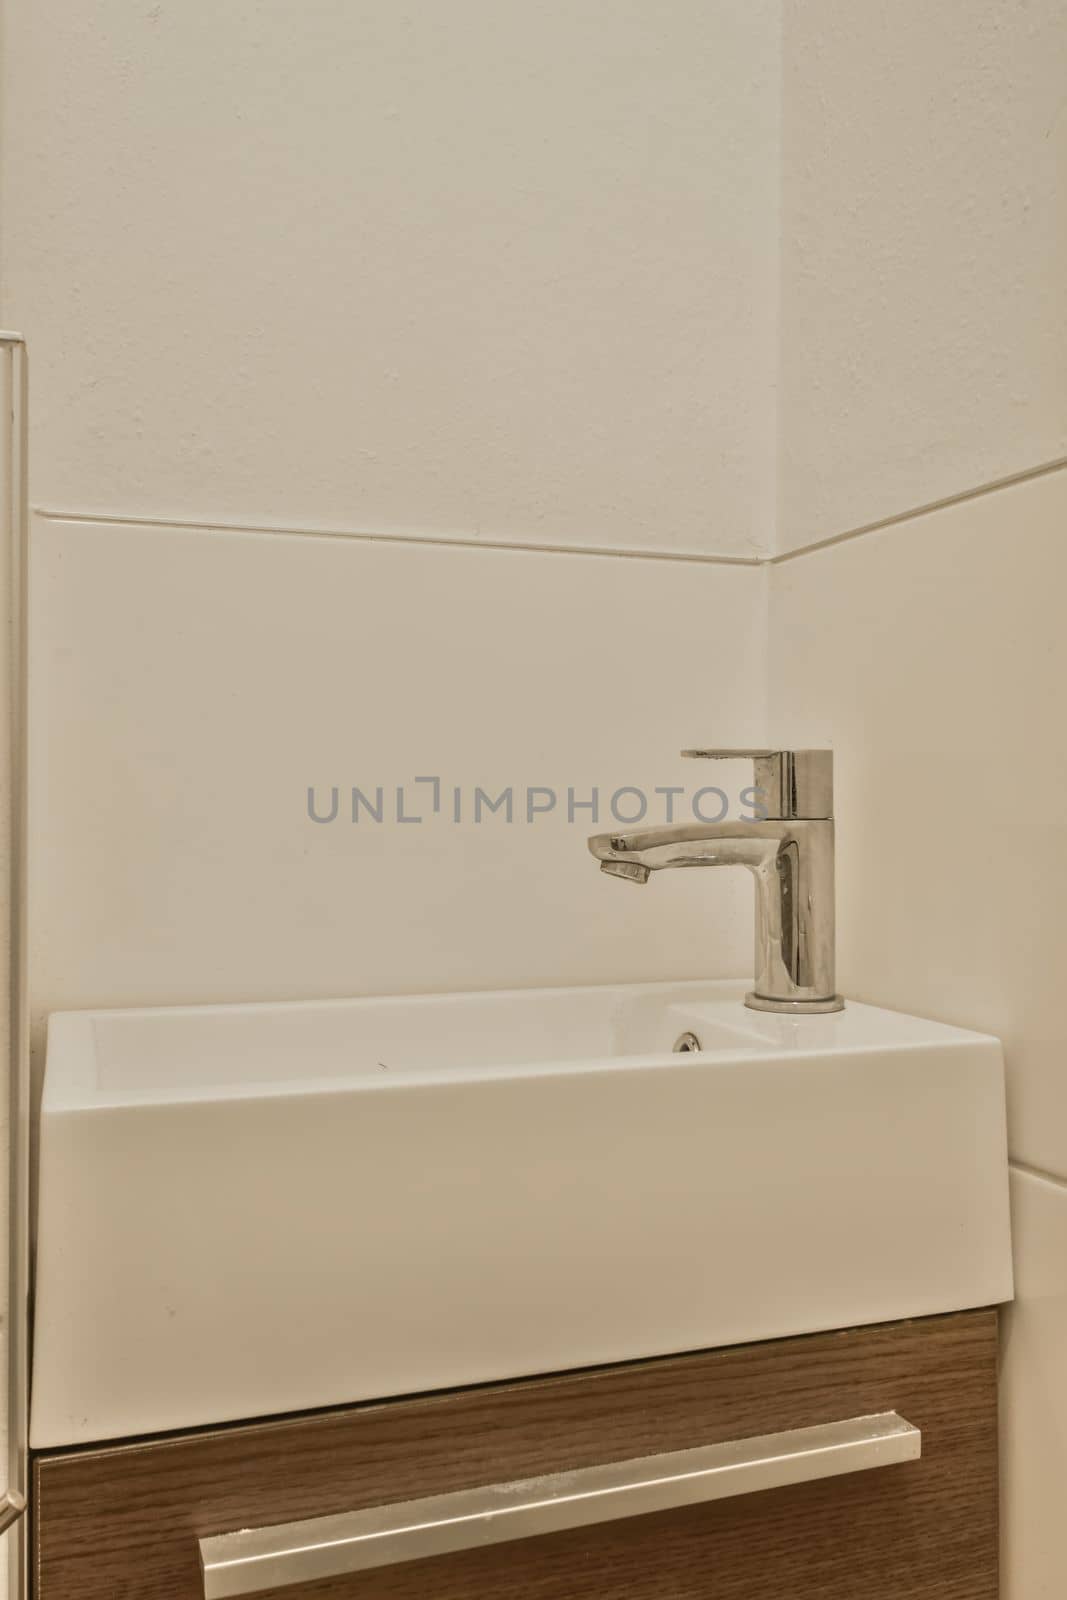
<box><xmin>589</xmin><ymin>749</ymin><xmax>844</xmax><ymax>1015</ymax></box>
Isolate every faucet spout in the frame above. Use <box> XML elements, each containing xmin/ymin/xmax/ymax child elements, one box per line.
<box><xmin>588</xmin><ymin>819</ymin><xmax>842</xmax><ymax>1015</ymax></box>
<box><xmin>589</xmin><ymin>821</ymin><xmax>777</xmax><ymax>875</ymax></box>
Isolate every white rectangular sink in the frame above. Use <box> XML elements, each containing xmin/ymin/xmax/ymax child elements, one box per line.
<box><xmin>31</xmin><ymin>980</ymin><xmax>1013</xmax><ymax>1447</ymax></box>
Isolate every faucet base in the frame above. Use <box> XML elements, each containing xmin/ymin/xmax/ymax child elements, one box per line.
<box><xmin>745</xmin><ymin>991</ymin><xmax>845</xmax><ymax>1016</ymax></box>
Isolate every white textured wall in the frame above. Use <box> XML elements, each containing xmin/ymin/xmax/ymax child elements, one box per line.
<box><xmin>778</xmin><ymin>0</ymin><xmax>1067</xmax><ymax>554</ymax></box>
<box><xmin>1</xmin><ymin>0</ymin><xmax>780</xmax><ymax>558</ymax></box>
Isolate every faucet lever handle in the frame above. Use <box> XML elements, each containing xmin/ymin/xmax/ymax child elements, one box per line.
<box><xmin>681</xmin><ymin>748</ymin><xmax>833</xmax><ymax>820</ymax></box>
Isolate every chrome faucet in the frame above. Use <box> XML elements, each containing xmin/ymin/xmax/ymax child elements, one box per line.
<box><xmin>588</xmin><ymin>748</ymin><xmax>843</xmax><ymax>1014</ymax></box>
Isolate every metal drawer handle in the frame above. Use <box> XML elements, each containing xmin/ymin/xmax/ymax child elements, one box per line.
<box><xmin>199</xmin><ymin>1411</ymin><xmax>919</xmax><ymax>1597</ymax></box>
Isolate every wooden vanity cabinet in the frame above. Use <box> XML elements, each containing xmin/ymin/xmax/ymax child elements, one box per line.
<box><xmin>33</xmin><ymin>1308</ymin><xmax>998</xmax><ymax>1599</ymax></box>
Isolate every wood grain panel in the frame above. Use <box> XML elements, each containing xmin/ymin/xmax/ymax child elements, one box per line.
<box><xmin>34</xmin><ymin>1310</ymin><xmax>998</xmax><ymax>1599</ymax></box>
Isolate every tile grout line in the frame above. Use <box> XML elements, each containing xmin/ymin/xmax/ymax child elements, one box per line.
<box><xmin>29</xmin><ymin>508</ymin><xmax>766</xmax><ymax>569</ymax></box>
<box><xmin>771</xmin><ymin>454</ymin><xmax>1067</xmax><ymax>565</ymax></box>
<box><xmin>1009</xmin><ymin>1158</ymin><xmax>1067</xmax><ymax>1192</ymax></box>
<box><xmin>34</xmin><ymin>450</ymin><xmax>1067</xmax><ymax>568</ymax></box>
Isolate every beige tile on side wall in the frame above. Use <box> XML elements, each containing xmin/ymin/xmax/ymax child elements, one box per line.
<box><xmin>1001</xmin><ymin>1167</ymin><xmax>1067</xmax><ymax>1600</ymax></box>
<box><xmin>779</xmin><ymin>0</ymin><xmax>1067</xmax><ymax>553</ymax></box>
<box><xmin>769</xmin><ymin>466</ymin><xmax>1067</xmax><ymax>1178</ymax></box>
<box><xmin>29</xmin><ymin>517</ymin><xmax>763</xmax><ymax>1041</ymax></box>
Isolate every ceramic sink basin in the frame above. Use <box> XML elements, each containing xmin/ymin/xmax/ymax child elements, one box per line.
<box><xmin>31</xmin><ymin>979</ymin><xmax>1013</xmax><ymax>1447</ymax></box>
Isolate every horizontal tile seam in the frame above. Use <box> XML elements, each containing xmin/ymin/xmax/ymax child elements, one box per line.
<box><xmin>1009</xmin><ymin>1158</ymin><xmax>1067</xmax><ymax>1192</ymax></box>
<box><xmin>29</xmin><ymin>509</ymin><xmax>766</xmax><ymax>568</ymax></box>
<box><xmin>37</xmin><ymin>450</ymin><xmax>1067</xmax><ymax>566</ymax></box>
<box><xmin>772</xmin><ymin>453</ymin><xmax>1067</xmax><ymax>565</ymax></box>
